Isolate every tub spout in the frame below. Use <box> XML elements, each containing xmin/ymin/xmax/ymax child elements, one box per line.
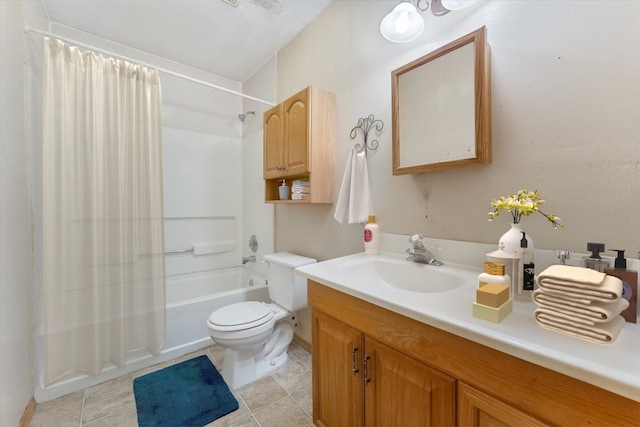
<box><xmin>242</xmin><ymin>255</ymin><xmax>256</xmax><ymax>264</ymax></box>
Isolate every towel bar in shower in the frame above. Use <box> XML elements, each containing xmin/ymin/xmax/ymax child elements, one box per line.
<box><xmin>164</xmin><ymin>248</ymin><xmax>194</xmax><ymax>255</ymax></box>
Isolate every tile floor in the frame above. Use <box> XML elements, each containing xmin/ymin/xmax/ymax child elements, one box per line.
<box><xmin>29</xmin><ymin>342</ymin><xmax>313</xmax><ymax>427</ymax></box>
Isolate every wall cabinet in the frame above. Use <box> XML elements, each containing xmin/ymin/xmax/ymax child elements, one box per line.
<box><xmin>263</xmin><ymin>86</ymin><xmax>335</xmax><ymax>203</ymax></box>
<box><xmin>308</xmin><ymin>280</ymin><xmax>640</xmax><ymax>427</ymax></box>
<box><xmin>312</xmin><ymin>311</ymin><xmax>455</xmax><ymax>427</ymax></box>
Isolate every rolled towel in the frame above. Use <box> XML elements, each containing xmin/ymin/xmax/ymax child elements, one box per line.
<box><xmin>533</xmin><ymin>289</ymin><xmax>629</xmax><ymax>323</ymax></box>
<box><xmin>537</xmin><ymin>264</ymin><xmax>606</xmax><ymax>286</ymax></box>
<box><xmin>534</xmin><ymin>308</ymin><xmax>626</xmax><ymax>344</ymax></box>
<box><xmin>536</xmin><ymin>265</ymin><xmax>623</xmax><ymax>302</ymax></box>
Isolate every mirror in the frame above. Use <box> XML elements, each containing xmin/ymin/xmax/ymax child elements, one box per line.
<box><xmin>392</xmin><ymin>26</ymin><xmax>491</xmax><ymax>174</ymax></box>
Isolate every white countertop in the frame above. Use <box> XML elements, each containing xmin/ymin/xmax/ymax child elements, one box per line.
<box><xmin>296</xmin><ymin>240</ymin><xmax>640</xmax><ymax>403</ymax></box>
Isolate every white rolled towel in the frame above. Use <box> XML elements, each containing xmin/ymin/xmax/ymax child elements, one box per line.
<box><xmin>533</xmin><ymin>289</ymin><xmax>629</xmax><ymax>323</ymax></box>
<box><xmin>534</xmin><ymin>308</ymin><xmax>625</xmax><ymax>344</ymax></box>
<box><xmin>536</xmin><ymin>265</ymin><xmax>623</xmax><ymax>302</ymax></box>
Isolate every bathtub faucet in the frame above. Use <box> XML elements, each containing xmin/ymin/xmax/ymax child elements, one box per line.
<box><xmin>242</xmin><ymin>255</ymin><xmax>256</xmax><ymax>264</ymax></box>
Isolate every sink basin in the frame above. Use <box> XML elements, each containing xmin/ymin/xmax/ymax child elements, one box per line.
<box><xmin>372</xmin><ymin>259</ymin><xmax>464</xmax><ymax>293</ymax></box>
<box><xmin>335</xmin><ymin>256</ymin><xmax>466</xmax><ymax>294</ymax></box>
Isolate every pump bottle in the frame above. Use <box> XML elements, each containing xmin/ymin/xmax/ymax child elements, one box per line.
<box><xmin>514</xmin><ymin>231</ymin><xmax>534</xmax><ymax>302</ymax></box>
<box><xmin>604</xmin><ymin>250</ymin><xmax>637</xmax><ymax>323</ymax></box>
<box><xmin>585</xmin><ymin>243</ymin><xmax>609</xmax><ymax>272</ymax></box>
<box><xmin>364</xmin><ymin>215</ymin><xmax>380</xmax><ymax>255</ymax></box>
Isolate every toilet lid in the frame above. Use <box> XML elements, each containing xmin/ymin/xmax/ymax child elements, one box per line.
<box><xmin>208</xmin><ymin>301</ymin><xmax>274</xmax><ymax>331</ymax></box>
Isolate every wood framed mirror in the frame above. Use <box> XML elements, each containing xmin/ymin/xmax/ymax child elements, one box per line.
<box><xmin>392</xmin><ymin>26</ymin><xmax>491</xmax><ymax>175</ymax></box>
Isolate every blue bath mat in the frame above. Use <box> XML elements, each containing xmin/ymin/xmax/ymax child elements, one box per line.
<box><xmin>134</xmin><ymin>355</ymin><xmax>238</xmax><ymax>427</ymax></box>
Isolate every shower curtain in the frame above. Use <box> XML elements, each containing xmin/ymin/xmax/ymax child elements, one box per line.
<box><xmin>42</xmin><ymin>37</ymin><xmax>165</xmax><ymax>385</ymax></box>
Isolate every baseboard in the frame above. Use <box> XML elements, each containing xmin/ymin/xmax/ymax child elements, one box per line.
<box><xmin>293</xmin><ymin>334</ymin><xmax>311</xmax><ymax>353</ymax></box>
<box><xmin>19</xmin><ymin>397</ymin><xmax>36</xmax><ymax>427</ymax></box>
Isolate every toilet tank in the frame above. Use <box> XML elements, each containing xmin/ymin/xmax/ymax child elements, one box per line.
<box><xmin>264</xmin><ymin>253</ymin><xmax>316</xmax><ymax>311</ymax></box>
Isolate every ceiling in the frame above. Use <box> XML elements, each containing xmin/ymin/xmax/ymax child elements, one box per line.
<box><xmin>41</xmin><ymin>0</ymin><xmax>332</xmax><ymax>82</ymax></box>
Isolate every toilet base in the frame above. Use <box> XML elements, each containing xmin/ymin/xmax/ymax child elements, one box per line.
<box><xmin>220</xmin><ymin>321</ymin><xmax>294</xmax><ymax>389</ymax></box>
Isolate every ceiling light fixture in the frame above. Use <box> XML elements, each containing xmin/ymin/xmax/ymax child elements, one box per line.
<box><xmin>380</xmin><ymin>1</ymin><xmax>425</xmax><ymax>43</ymax></box>
<box><xmin>380</xmin><ymin>0</ymin><xmax>478</xmax><ymax>43</ymax></box>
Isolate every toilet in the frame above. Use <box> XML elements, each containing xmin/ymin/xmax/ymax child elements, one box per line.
<box><xmin>207</xmin><ymin>252</ymin><xmax>316</xmax><ymax>389</ymax></box>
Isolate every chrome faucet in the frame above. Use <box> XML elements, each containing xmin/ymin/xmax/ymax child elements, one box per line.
<box><xmin>242</xmin><ymin>255</ymin><xmax>256</xmax><ymax>264</ymax></box>
<box><xmin>406</xmin><ymin>234</ymin><xmax>443</xmax><ymax>266</ymax></box>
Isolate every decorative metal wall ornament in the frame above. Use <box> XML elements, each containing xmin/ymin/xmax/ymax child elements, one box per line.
<box><xmin>350</xmin><ymin>114</ymin><xmax>384</xmax><ymax>155</ymax></box>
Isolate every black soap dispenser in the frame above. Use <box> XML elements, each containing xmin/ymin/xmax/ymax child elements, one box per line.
<box><xmin>585</xmin><ymin>243</ymin><xmax>609</xmax><ymax>272</ymax></box>
<box><xmin>514</xmin><ymin>231</ymin><xmax>534</xmax><ymax>302</ymax></box>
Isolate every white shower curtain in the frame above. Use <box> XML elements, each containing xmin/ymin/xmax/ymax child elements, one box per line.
<box><xmin>42</xmin><ymin>37</ymin><xmax>165</xmax><ymax>385</ymax></box>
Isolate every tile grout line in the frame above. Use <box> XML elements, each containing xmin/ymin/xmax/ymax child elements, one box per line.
<box><xmin>79</xmin><ymin>389</ymin><xmax>87</xmax><ymax>426</ymax></box>
<box><xmin>267</xmin><ymin>358</ymin><xmax>313</xmax><ymax>421</ymax></box>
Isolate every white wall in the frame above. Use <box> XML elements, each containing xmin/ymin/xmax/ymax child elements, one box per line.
<box><xmin>267</xmin><ymin>1</ymin><xmax>640</xmax><ymax>343</ymax></box>
<box><xmin>241</xmin><ymin>55</ymin><xmax>278</xmax><ymax>274</ymax></box>
<box><xmin>161</xmin><ymin>70</ymin><xmax>244</xmax><ymax>278</ymax></box>
<box><xmin>273</xmin><ymin>0</ymin><xmax>640</xmax><ymax>260</ymax></box>
<box><xmin>0</xmin><ymin>2</ymin><xmax>34</xmax><ymax>425</ymax></box>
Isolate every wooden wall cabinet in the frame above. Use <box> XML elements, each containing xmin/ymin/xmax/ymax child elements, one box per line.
<box><xmin>308</xmin><ymin>280</ymin><xmax>639</xmax><ymax>427</ymax></box>
<box><xmin>263</xmin><ymin>86</ymin><xmax>335</xmax><ymax>204</ymax></box>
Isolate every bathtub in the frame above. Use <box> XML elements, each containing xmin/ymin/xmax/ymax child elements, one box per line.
<box><xmin>164</xmin><ymin>266</ymin><xmax>270</xmax><ymax>353</ymax></box>
<box><xmin>34</xmin><ymin>266</ymin><xmax>270</xmax><ymax>402</ymax></box>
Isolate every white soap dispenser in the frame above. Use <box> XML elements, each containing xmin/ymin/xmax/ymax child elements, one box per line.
<box><xmin>364</xmin><ymin>215</ymin><xmax>380</xmax><ymax>255</ymax></box>
<box><xmin>278</xmin><ymin>179</ymin><xmax>289</xmax><ymax>200</ymax></box>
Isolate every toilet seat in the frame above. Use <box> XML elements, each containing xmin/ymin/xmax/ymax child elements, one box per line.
<box><xmin>208</xmin><ymin>301</ymin><xmax>274</xmax><ymax>332</ymax></box>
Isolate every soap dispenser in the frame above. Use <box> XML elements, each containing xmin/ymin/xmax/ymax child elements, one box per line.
<box><xmin>514</xmin><ymin>232</ymin><xmax>534</xmax><ymax>302</ymax></box>
<box><xmin>363</xmin><ymin>215</ymin><xmax>380</xmax><ymax>255</ymax></box>
<box><xmin>278</xmin><ymin>179</ymin><xmax>289</xmax><ymax>200</ymax></box>
<box><xmin>604</xmin><ymin>250</ymin><xmax>637</xmax><ymax>323</ymax></box>
<box><xmin>585</xmin><ymin>243</ymin><xmax>609</xmax><ymax>272</ymax></box>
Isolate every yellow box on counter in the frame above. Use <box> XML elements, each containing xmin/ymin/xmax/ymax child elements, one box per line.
<box><xmin>483</xmin><ymin>261</ymin><xmax>505</xmax><ymax>276</ymax></box>
<box><xmin>473</xmin><ymin>299</ymin><xmax>513</xmax><ymax>323</ymax></box>
<box><xmin>476</xmin><ymin>283</ymin><xmax>510</xmax><ymax>308</ymax></box>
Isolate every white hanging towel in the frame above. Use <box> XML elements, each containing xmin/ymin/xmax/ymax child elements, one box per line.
<box><xmin>334</xmin><ymin>147</ymin><xmax>372</xmax><ymax>225</ymax></box>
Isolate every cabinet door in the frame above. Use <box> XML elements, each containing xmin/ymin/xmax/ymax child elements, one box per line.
<box><xmin>364</xmin><ymin>337</ymin><xmax>456</xmax><ymax>427</ymax></box>
<box><xmin>312</xmin><ymin>311</ymin><xmax>364</xmax><ymax>427</ymax></box>
<box><xmin>457</xmin><ymin>382</ymin><xmax>551</xmax><ymax>427</ymax></box>
<box><xmin>263</xmin><ymin>103</ymin><xmax>284</xmax><ymax>179</ymax></box>
<box><xmin>283</xmin><ymin>87</ymin><xmax>309</xmax><ymax>175</ymax></box>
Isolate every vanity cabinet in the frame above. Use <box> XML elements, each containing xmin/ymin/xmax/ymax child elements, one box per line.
<box><xmin>312</xmin><ymin>311</ymin><xmax>363</xmax><ymax>427</ymax></box>
<box><xmin>364</xmin><ymin>336</ymin><xmax>455</xmax><ymax>426</ymax></box>
<box><xmin>312</xmin><ymin>311</ymin><xmax>455</xmax><ymax>427</ymax></box>
<box><xmin>263</xmin><ymin>86</ymin><xmax>335</xmax><ymax>203</ymax></box>
<box><xmin>457</xmin><ymin>382</ymin><xmax>550</xmax><ymax>427</ymax></box>
<box><xmin>308</xmin><ymin>280</ymin><xmax>639</xmax><ymax>427</ymax></box>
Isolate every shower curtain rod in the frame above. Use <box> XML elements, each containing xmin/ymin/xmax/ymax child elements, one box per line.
<box><xmin>24</xmin><ymin>25</ymin><xmax>275</xmax><ymax>107</ymax></box>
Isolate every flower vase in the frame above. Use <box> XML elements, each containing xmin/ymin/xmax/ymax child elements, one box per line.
<box><xmin>498</xmin><ymin>223</ymin><xmax>534</xmax><ymax>254</ymax></box>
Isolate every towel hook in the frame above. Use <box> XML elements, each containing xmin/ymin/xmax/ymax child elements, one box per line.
<box><xmin>350</xmin><ymin>114</ymin><xmax>383</xmax><ymax>155</ymax></box>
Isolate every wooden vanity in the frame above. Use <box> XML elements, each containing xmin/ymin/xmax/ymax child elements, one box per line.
<box><xmin>309</xmin><ymin>280</ymin><xmax>640</xmax><ymax>427</ymax></box>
